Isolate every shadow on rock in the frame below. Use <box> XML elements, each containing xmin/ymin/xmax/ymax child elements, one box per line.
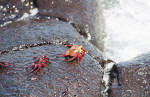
<box><xmin>110</xmin><ymin>53</ymin><xmax>150</xmax><ymax>97</ymax></box>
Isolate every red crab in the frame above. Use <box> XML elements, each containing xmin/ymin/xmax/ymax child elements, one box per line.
<box><xmin>28</xmin><ymin>56</ymin><xmax>49</xmax><ymax>74</ymax></box>
<box><xmin>58</xmin><ymin>45</ymin><xmax>86</xmax><ymax>62</ymax></box>
<box><xmin>0</xmin><ymin>62</ymin><xmax>12</xmax><ymax>67</ymax></box>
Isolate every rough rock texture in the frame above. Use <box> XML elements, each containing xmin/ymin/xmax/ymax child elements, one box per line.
<box><xmin>0</xmin><ymin>19</ymin><xmax>104</xmax><ymax>97</ymax></box>
<box><xmin>0</xmin><ymin>0</ymin><xmax>105</xmax><ymax>51</ymax></box>
<box><xmin>0</xmin><ymin>0</ymin><xmax>37</xmax><ymax>26</ymax></box>
<box><xmin>110</xmin><ymin>53</ymin><xmax>150</xmax><ymax>97</ymax></box>
<box><xmin>36</xmin><ymin>0</ymin><xmax>105</xmax><ymax>51</ymax></box>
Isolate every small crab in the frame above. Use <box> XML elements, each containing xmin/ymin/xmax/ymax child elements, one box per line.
<box><xmin>28</xmin><ymin>56</ymin><xmax>49</xmax><ymax>74</ymax></box>
<box><xmin>0</xmin><ymin>62</ymin><xmax>12</xmax><ymax>67</ymax></box>
<box><xmin>58</xmin><ymin>45</ymin><xmax>86</xmax><ymax>62</ymax></box>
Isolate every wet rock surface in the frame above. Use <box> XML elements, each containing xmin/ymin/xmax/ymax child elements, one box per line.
<box><xmin>110</xmin><ymin>53</ymin><xmax>150</xmax><ymax>97</ymax></box>
<box><xmin>1</xmin><ymin>1</ymin><xmax>150</xmax><ymax>97</ymax></box>
<box><xmin>36</xmin><ymin>0</ymin><xmax>105</xmax><ymax>51</ymax></box>
<box><xmin>0</xmin><ymin>19</ymin><xmax>104</xmax><ymax>97</ymax></box>
<box><xmin>0</xmin><ymin>0</ymin><xmax>105</xmax><ymax>51</ymax></box>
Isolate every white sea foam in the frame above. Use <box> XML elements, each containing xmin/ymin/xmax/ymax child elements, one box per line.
<box><xmin>29</xmin><ymin>8</ymin><xmax>39</xmax><ymax>16</ymax></box>
<box><xmin>21</xmin><ymin>0</ymin><xmax>25</xmax><ymax>3</ymax></box>
<box><xmin>0</xmin><ymin>21</ymin><xmax>12</xmax><ymax>27</ymax></box>
<box><xmin>17</xmin><ymin>13</ymin><xmax>29</xmax><ymax>21</ymax></box>
<box><xmin>103</xmin><ymin>0</ymin><xmax>150</xmax><ymax>62</ymax></box>
<box><xmin>17</xmin><ymin>8</ymin><xmax>38</xmax><ymax>21</ymax></box>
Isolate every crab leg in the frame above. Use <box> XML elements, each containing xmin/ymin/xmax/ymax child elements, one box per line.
<box><xmin>41</xmin><ymin>63</ymin><xmax>46</xmax><ymax>67</ymax></box>
<box><xmin>78</xmin><ymin>56</ymin><xmax>82</xmax><ymax>62</ymax></box>
<box><xmin>65</xmin><ymin>45</ymin><xmax>72</xmax><ymax>48</ymax></box>
<box><xmin>57</xmin><ymin>54</ymin><xmax>67</xmax><ymax>57</ymax></box>
<box><xmin>0</xmin><ymin>63</ymin><xmax>7</xmax><ymax>67</ymax></box>
<box><xmin>28</xmin><ymin>65</ymin><xmax>38</xmax><ymax>74</ymax></box>
<box><xmin>77</xmin><ymin>56</ymin><xmax>80</xmax><ymax>63</ymax></box>
<box><xmin>34</xmin><ymin>65</ymin><xmax>41</xmax><ymax>72</ymax></box>
<box><xmin>0</xmin><ymin>62</ymin><xmax>12</xmax><ymax>67</ymax></box>
<box><xmin>66</xmin><ymin>55</ymin><xmax>77</xmax><ymax>61</ymax></box>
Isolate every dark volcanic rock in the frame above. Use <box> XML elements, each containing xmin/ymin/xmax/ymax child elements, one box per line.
<box><xmin>36</xmin><ymin>0</ymin><xmax>105</xmax><ymax>51</ymax></box>
<box><xmin>110</xmin><ymin>53</ymin><xmax>150</xmax><ymax>97</ymax></box>
<box><xmin>0</xmin><ymin>19</ymin><xmax>104</xmax><ymax>97</ymax></box>
<box><xmin>0</xmin><ymin>0</ymin><xmax>37</xmax><ymax>26</ymax></box>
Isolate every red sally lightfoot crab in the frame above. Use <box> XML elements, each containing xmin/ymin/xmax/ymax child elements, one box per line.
<box><xmin>0</xmin><ymin>62</ymin><xmax>13</xmax><ymax>67</ymax></box>
<box><xmin>27</xmin><ymin>56</ymin><xmax>49</xmax><ymax>74</ymax></box>
<box><xmin>57</xmin><ymin>45</ymin><xmax>86</xmax><ymax>62</ymax></box>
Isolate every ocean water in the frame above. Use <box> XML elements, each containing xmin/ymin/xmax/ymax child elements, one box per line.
<box><xmin>102</xmin><ymin>0</ymin><xmax>150</xmax><ymax>62</ymax></box>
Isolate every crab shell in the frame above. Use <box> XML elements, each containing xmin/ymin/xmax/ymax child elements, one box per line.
<box><xmin>63</xmin><ymin>45</ymin><xmax>86</xmax><ymax>61</ymax></box>
<box><xmin>66</xmin><ymin>45</ymin><xmax>85</xmax><ymax>55</ymax></box>
<box><xmin>32</xmin><ymin>56</ymin><xmax>49</xmax><ymax>68</ymax></box>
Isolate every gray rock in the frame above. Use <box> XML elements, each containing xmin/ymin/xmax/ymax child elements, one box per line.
<box><xmin>110</xmin><ymin>53</ymin><xmax>150</xmax><ymax>97</ymax></box>
<box><xmin>0</xmin><ymin>19</ymin><xmax>104</xmax><ymax>97</ymax></box>
<box><xmin>0</xmin><ymin>0</ymin><xmax>37</xmax><ymax>26</ymax></box>
<box><xmin>36</xmin><ymin>0</ymin><xmax>105</xmax><ymax>51</ymax></box>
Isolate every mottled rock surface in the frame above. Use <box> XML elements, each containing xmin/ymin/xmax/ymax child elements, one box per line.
<box><xmin>37</xmin><ymin>0</ymin><xmax>105</xmax><ymax>51</ymax></box>
<box><xmin>0</xmin><ymin>19</ymin><xmax>104</xmax><ymax>97</ymax></box>
<box><xmin>110</xmin><ymin>53</ymin><xmax>150</xmax><ymax>97</ymax></box>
